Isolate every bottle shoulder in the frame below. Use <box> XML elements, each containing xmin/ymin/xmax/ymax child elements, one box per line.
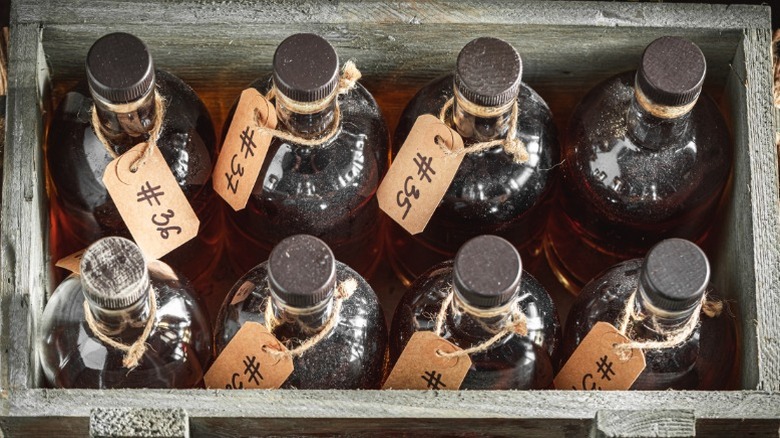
<box><xmin>563</xmin><ymin>71</ymin><xmax>731</xmax><ymax>217</ymax></box>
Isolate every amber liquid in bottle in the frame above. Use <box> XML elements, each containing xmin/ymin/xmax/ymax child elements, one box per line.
<box><xmin>215</xmin><ymin>235</ymin><xmax>388</xmax><ymax>389</ymax></box>
<box><xmin>47</xmin><ymin>34</ymin><xmax>223</xmax><ymax>309</ymax></box>
<box><xmin>388</xmin><ymin>38</ymin><xmax>559</xmax><ymax>286</ymax></box>
<box><xmin>390</xmin><ymin>235</ymin><xmax>561</xmax><ymax>389</ymax></box>
<box><xmin>545</xmin><ymin>37</ymin><xmax>731</xmax><ymax>293</ymax></box>
<box><xmin>560</xmin><ymin>239</ymin><xmax>738</xmax><ymax>390</ymax></box>
<box><xmin>222</xmin><ymin>34</ymin><xmax>389</xmax><ymax>279</ymax></box>
<box><xmin>38</xmin><ymin>237</ymin><xmax>212</xmax><ymax>389</ymax></box>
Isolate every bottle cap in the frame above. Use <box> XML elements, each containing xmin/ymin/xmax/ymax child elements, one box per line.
<box><xmin>86</xmin><ymin>32</ymin><xmax>156</xmax><ymax>104</ymax></box>
<box><xmin>636</xmin><ymin>36</ymin><xmax>706</xmax><ymax>107</ymax></box>
<box><xmin>640</xmin><ymin>238</ymin><xmax>710</xmax><ymax>312</ymax></box>
<box><xmin>80</xmin><ymin>237</ymin><xmax>150</xmax><ymax>310</ymax></box>
<box><xmin>273</xmin><ymin>33</ymin><xmax>340</xmax><ymax>103</ymax></box>
<box><xmin>453</xmin><ymin>235</ymin><xmax>522</xmax><ymax>309</ymax></box>
<box><xmin>455</xmin><ymin>37</ymin><xmax>523</xmax><ymax>107</ymax></box>
<box><xmin>268</xmin><ymin>235</ymin><xmax>337</xmax><ymax>308</ymax></box>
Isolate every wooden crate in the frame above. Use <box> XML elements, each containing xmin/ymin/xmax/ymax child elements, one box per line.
<box><xmin>2</xmin><ymin>1</ymin><xmax>780</xmax><ymax>436</ymax></box>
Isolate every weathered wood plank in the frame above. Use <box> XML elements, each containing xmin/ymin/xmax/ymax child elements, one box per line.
<box><xmin>720</xmin><ymin>29</ymin><xmax>780</xmax><ymax>391</ymax></box>
<box><xmin>593</xmin><ymin>410</ymin><xmax>696</xmax><ymax>437</ymax></box>
<box><xmin>90</xmin><ymin>408</ymin><xmax>189</xmax><ymax>438</ymax></box>
<box><xmin>12</xmin><ymin>0</ymin><xmax>771</xmax><ymax>30</ymax></box>
<box><xmin>0</xmin><ymin>22</ymin><xmax>47</xmax><ymax>392</ymax></box>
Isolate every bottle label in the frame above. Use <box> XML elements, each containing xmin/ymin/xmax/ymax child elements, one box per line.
<box><xmin>383</xmin><ymin>331</ymin><xmax>472</xmax><ymax>390</ymax></box>
<box><xmin>102</xmin><ymin>143</ymin><xmax>200</xmax><ymax>260</ymax></box>
<box><xmin>204</xmin><ymin>322</ymin><xmax>294</xmax><ymax>390</ymax></box>
<box><xmin>55</xmin><ymin>249</ymin><xmax>87</xmax><ymax>274</ymax></box>
<box><xmin>554</xmin><ymin>322</ymin><xmax>646</xmax><ymax>390</ymax></box>
<box><xmin>213</xmin><ymin>88</ymin><xmax>278</xmax><ymax>211</ymax></box>
<box><xmin>377</xmin><ymin>115</ymin><xmax>464</xmax><ymax>235</ymax></box>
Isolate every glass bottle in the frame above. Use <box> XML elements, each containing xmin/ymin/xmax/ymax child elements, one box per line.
<box><xmin>388</xmin><ymin>37</ymin><xmax>559</xmax><ymax>286</ymax></box>
<box><xmin>545</xmin><ymin>36</ymin><xmax>731</xmax><ymax>293</ymax></box>
<box><xmin>560</xmin><ymin>238</ymin><xmax>738</xmax><ymax>390</ymax></box>
<box><xmin>389</xmin><ymin>235</ymin><xmax>560</xmax><ymax>389</ymax></box>
<box><xmin>38</xmin><ymin>237</ymin><xmax>212</xmax><ymax>389</ymax></box>
<box><xmin>222</xmin><ymin>33</ymin><xmax>389</xmax><ymax>279</ymax></box>
<box><xmin>46</xmin><ymin>32</ymin><xmax>223</xmax><ymax>308</ymax></box>
<box><xmin>215</xmin><ymin>234</ymin><xmax>388</xmax><ymax>389</ymax></box>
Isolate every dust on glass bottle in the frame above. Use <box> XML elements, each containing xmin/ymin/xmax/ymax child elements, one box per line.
<box><xmin>560</xmin><ymin>238</ymin><xmax>738</xmax><ymax>390</ymax></box>
<box><xmin>388</xmin><ymin>37</ymin><xmax>559</xmax><ymax>286</ymax></box>
<box><xmin>223</xmin><ymin>33</ymin><xmax>389</xmax><ymax>278</ymax></box>
<box><xmin>545</xmin><ymin>36</ymin><xmax>731</xmax><ymax>293</ymax></box>
<box><xmin>390</xmin><ymin>235</ymin><xmax>560</xmax><ymax>389</ymax></box>
<box><xmin>38</xmin><ymin>237</ymin><xmax>212</xmax><ymax>388</ymax></box>
<box><xmin>215</xmin><ymin>234</ymin><xmax>388</xmax><ymax>389</ymax></box>
<box><xmin>46</xmin><ymin>32</ymin><xmax>222</xmax><ymax>300</ymax></box>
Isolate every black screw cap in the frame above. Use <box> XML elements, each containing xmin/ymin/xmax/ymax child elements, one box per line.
<box><xmin>268</xmin><ymin>235</ymin><xmax>337</xmax><ymax>308</ymax></box>
<box><xmin>86</xmin><ymin>32</ymin><xmax>155</xmax><ymax>104</ymax></box>
<box><xmin>455</xmin><ymin>37</ymin><xmax>523</xmax><ymax>107</ymax></box>
<box><xmin>453</xmin><ymin>235</ymin><xmax>522</xmax><ymax>309</ymax></box>
<box><xmin>80</xmin><ymin>237</ymin><xmax>149</xmax><ymax>310</ymax></box>
<box><xmin>640</xmin><ymin>238</ymin><xmax>710</xmax><ymax>312</ymax></box>
<box><xmin>273</xmin><ymin>33</ymin><xmax>340</xmax><ymax>103</ymax></box>
<box><xmin>636</xmin><ymin>36</ymin><xmax>706</xmax><ymax>107</ymax></box>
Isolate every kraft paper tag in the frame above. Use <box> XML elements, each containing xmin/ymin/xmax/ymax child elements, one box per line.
<box><xmin>383</xmin><ymin>331</ymin><xmax>472</xmax><ymax>390</ymax></box>
<box><xmin>377</xmin><ymin>114</ymin><xmax>465</xmax><ymax>235</ymax></box>
<box><xmin>554</xmin><ymin>322</ymin><xmax>646</xmax><ymax>390</ymax></box>
<box><xmin>230</xmin><ymin>281</ymin><xmax>256</xmax><ymax>305</ymax></box>
<box><xmin>213</xmin><ymin>88</ymin><xmax>278</xmax><ymax>211</ymax></box>
<box><xmin>55</xmin><ymin>249</ymin><xmax>87</xmax><ymax>275</ymax></box>
<box><xmin>204</xmin><ymin>322</ymin><xmax>294</xmax><ymax>390</ymax></box>
<box><xmin>146</xmin><ymin>259</ymin><xmax>179</xmax><ymax>281</ymax></box>
<box><xmin>102</xmin><ymin>142</ymin><xmax>200</xmax><ymax>260</ymax></box>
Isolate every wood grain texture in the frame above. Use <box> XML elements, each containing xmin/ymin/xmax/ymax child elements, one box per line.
<box><xmin>2</xmin><ymin>390</ymin><xmax>780</xmax><ymax>437</ymax></box>
<box><xmin>11</xmin><ymin>0</ymin><xmax>770</xmax><ymax>29</ymax></box>
<box><xmin>593</xmin><ymin>410</ymin><xmax>696</xmax><ymax>437</ymax></box>
<box><xmin>90</xmin><ymin>408</ymin><xmax>189</xmax><ymax>438</ymax></box>
<box><xmin>0</xmin><ymin>23</ymin><xmax>47</xmax><ymax>392</ymax></box>
<box><xmin>719</xmin><ymin>29</ymin><xmax>780</xmax><ymax>392</ymax></box>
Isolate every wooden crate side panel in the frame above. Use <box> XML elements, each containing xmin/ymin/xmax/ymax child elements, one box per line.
<box><xmin>721</xmin><ymin>29</ymin><xmax>780</xmax><ymax>391</ymax></box>
<box><xmin>12</xmin><ymin>0</ymin><xmax>771</xmax><ymax>30</ymax></box>
<box><xmin>0</xmin><ymin>22</ymin><xmax>48</xmax><ymax>392</ymax></box>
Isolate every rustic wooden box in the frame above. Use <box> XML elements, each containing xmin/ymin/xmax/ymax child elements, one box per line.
<box><xmin>2</xmin><ymin>1</ymin><xmax>779</xmax><ymax>436</ymax></box>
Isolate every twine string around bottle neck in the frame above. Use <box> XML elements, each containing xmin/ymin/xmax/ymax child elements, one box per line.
<box><xmin>432</xmin><ymin>289</ymin><xmax>528</xmax><ymax>358</ymax></box>
<box><xmin>91</xmin><ymin>90</ymin><xmax>167</xmax><ymax>172</ymax></box>
<box><xmin>262</xmin><ymin>278</ymin><xmax>357</xmax><ymax>358</ymax></box>
<box><xmin>82</xmin><ymin>290</ymin><xmax>158</xmax><ymax>370</ymax></box>
<box><xmin>435</xmin><ymin>97</ymin><xmax>529</xmax><ymax>163</ymax></box>
<box><xmin>613</xmin><ymin>289</ymin><xmax>723</xmax><ymax>360</ymax></box>
<box><xmin>254</xmin><ymin>61</ymin><xmax>362</xmax><ymax>147</ymax></box>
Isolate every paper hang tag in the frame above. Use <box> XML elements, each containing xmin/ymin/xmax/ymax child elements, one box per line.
<box><xmin>55</xmin><ymin>249</ymin><xmax>87</xmax><ymax>275</ymax></box>
<box><xmin>383</xmin><ymin>331</ymin><xmax>472</xmax><ymax>390</ymax></box>
<box><xmin>213</xmin><ymin>88</ymin><xmax>278</xmax><ymax>211</ymax></box>
<box><xmin>204</xmin><ymin>322</ymin><xmax>294</xmax><ymax>390</ymax></box>
<box><xmin>230</xmin><ymin>281</ymin><xmax>256</xmax><ymax>306</ymax></box>
<box><xmin>377</xmin><ymin>114</ymin><xmax>465</xmax><ymax>235</ymax></box>
<box><xmin>554</xmin><ymin>322</ymin><xmax>646</xmax><ymax>390</ymax></box>
<box><xmin>102</xmin><ymin>142</ymin><xmax>200</xmax><ymax>260</ymax></box>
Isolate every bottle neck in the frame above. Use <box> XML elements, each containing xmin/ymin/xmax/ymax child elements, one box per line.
<box><xmin>269</xmin><ymin>291</ymin><xmax>335</xmax><ymax>338</ymax></box>
<box><xmin>86</xmin><ymin>286</ymin><xmax>153</xmax><ymax>342</ymax></box>
<box><xmin>633</xmin><ymin>285</ymin><xmax>698</xmax><ymax>337</ymax></box>
<box><xmin>275</xmin><ymin>89</ymin><xmax>338</xmax><ymax>140</ymax></box>
<box><xmin>452</xmin><ymin>86</ymin><xmax>513</xmax><ymax>142</ymax></box>
<box><xmin>626</xmin><ymin>86</ymin><xmax>693</xmax><ymax>152</ymax></box>
<box><xmin>92</xmin><ymin>88</ymin><xmax>157</xmax><ymax>154</ymax></box>
<box><xmin>446</xmin><ymin>293</ymin><xmax>512</xmax><ymax>343</ymax></box>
